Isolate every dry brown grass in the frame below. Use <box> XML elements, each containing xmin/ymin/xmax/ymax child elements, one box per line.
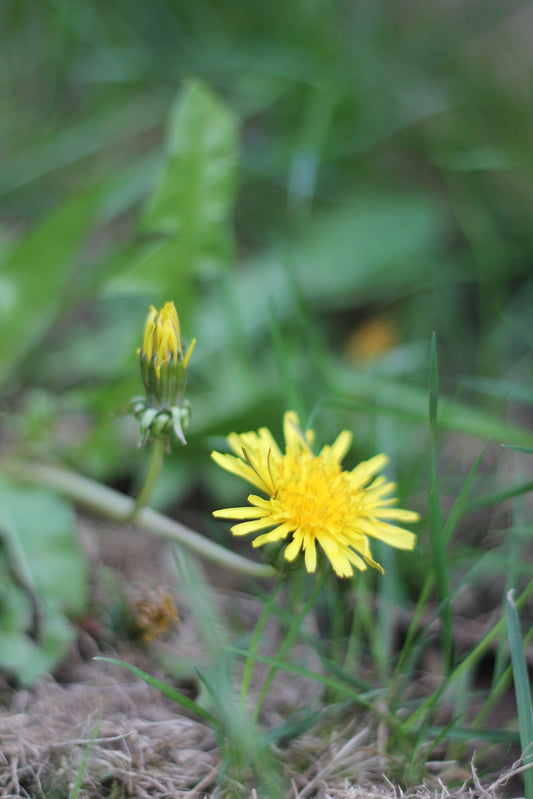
<box><xmin>0</xmin><ymin>518</ymin><xmax>525</xmax><ymax>798</ymax></box>
<box><xmin>0</xmin><ymin>659</ymin><xmax>525</xmax><ymax>799</ymax></box>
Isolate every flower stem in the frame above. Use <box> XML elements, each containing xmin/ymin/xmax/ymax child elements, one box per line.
<box><xmin>1</xmin><ymin>459</ymin><xmax>276</xmax><ymax>579</ymax></box>
<box><xmin>129</xmin><ymin>435</ymin><xmax>166</xmax><ymax>520</ymax></box>
<box><xmin>239</xmin><ymin>578</ymin><xmax>284</xmax><ymax>712</ymax></box>
<box><xmin>252</xmin><ymin>570</ymin><xmax>328</xmax><ymax>724</ymax></box>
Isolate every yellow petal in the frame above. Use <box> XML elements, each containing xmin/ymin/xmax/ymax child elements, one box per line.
<box><xmin>283</xmin><ymin>411</ymin><xmax>314</xmax><ymax>453</ymax></box>
<box><xmin>183</xmin><ymin>338</ymin><xmax>196</xmax><ymax>368</ymax></box>
<box><xmin>303</xmin><ymin>533</ymin><xmax>317</xmax><ymax>572</ymax></box>
<box><xmin>248</xmin><ymin>494</ymin><xmax>273</xmax><ymax>509</ymax></box>
<box><xmin>376</xmin><ymin>508</ymin><xmax>420</xmax><ymax>522</ymax></box>
<box><xmin>320</xmin><ymin>430</ymin><xmax>353</xmax><ymax>463</ymax></box>
<box><xmin>252</xmin><ymin>523</ymin><xmax>293</xmax><ymax>547</ymax></box>
<box><xmin>357</xmin><ymin>519</ymin><xmax>416</xmax><ymax>549</ymax></box>
<box><xmin>257</xmin><ymin>427</ymin><xmax>283</xmax><ymax>460</ymax></box>
<box><xmin>284</xmin><ymin>530</ymin><xmax>304</xmax><ymax>562</ymax></box>
<box><xmin>345</xmin><ymin>549</ymin><xmax>368</xmax><ymax>572</ymax></box>
<box><xmin>230</xmin><ymin>518</ymin><xmax>276</xmax><ymax>536</ymax></box>
<box><xmin>320</xmin><ymin>539</ymin><xmax>355</xmax><ymax>577</ymax></box>
<box><xmin>213</xmin><ymin>506</ymin><xmax>269</xmax><ymax>520</ymax></box>
<box><xmin>210</xmin><ymin>450</ymin><xmax>270</xmax><ymax>493</ymax></box>
<box><xmin>350</xmin><ymin>453</ymin><xmax>388</xmax><ymax>487</ymax></box>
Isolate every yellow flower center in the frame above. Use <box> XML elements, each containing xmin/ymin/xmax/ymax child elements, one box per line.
<box><xmin>274</xmin><ymin>453</ymin><xmax>358</xmax><ymax>537</ymax></box>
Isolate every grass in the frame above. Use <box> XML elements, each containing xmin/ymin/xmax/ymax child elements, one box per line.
<box><xmin>1</xmin><ymin>1</ymin><xmax>533</xmax><ymax>796</ymax></box>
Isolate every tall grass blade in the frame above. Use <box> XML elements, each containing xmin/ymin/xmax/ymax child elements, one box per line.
<box><xmin>428</xmin><ymin>333</ymin><xmax>453</xmax><ymax>671</ymax></box>
<box><xmin>506</xmin><ymin>590</ymin><xmax>533</xmax><ymax>799</ymax></box>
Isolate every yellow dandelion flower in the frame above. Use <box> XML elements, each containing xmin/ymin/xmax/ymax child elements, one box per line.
<box><xmin>211</xmin><ymin>411</ymin><xmax>418</xmax><ymax>578</ymax></box>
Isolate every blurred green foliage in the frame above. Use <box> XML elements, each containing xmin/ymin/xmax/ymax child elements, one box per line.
<box><xmin>1</xmin><ymin>0</ymin><xmax>533</xmax><ymax>699</ymax></box>
<box><xmin>0</xmin><ymin>481</ymin><xmax>87</xmax><ymax>685</ymax></box>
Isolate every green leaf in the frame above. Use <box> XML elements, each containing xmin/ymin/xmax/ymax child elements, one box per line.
<box><xmin>0</xmin><ymin>481</ymin><xmax>88</xmax><ymax>684</ymax></box>
<box><xmin>0</xmin><ymin>614</ymin><xmax>76</xmax><ymax>686</ymax></box>
<box><xmin>135</xmin><ymin>80</ymin><xmax>238</xmax><ymax>286</ymax></box>
<box><xmin>0</xmin><ymin>187</ymin><xmax>102</xmax><ymax>387</ymax></box>
<box><xmin>0</xmin><ymin>481</ymin><xmax>88</xmax><ymax>614</ymax></box>
<box><xmin>292</xmin><ymin>194</ymin><xmax>446</xmax><ymax>306</ymax></box>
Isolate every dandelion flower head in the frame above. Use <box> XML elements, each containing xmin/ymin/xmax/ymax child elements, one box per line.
<box><xmin>211</xmin><ymin>411</ymin><xmax>418</xmax><ymax>578</ymax></box>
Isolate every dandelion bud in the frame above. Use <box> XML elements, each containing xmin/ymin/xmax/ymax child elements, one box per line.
<box><xmin>132</xmin><ymin>301</ymin><xmax>196</xmax><ymax>446</ymax></box>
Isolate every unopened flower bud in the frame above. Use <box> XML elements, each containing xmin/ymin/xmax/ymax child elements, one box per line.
<box><xmin>132</xmin><ymin>301</ymin><xmax>195</xmax><ymax>446</ymax></box>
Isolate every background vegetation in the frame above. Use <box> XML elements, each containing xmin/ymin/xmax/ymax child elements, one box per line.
<box><xmin>1</xmin><ymin>0</ymin><xmax>533</xmax><ymax>794</ymax></box>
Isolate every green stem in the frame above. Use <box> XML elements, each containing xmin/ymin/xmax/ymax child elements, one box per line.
<box><xmin>252</xmin><ymin>570</ymin><xmax>328</xmax><ymax>724</ymax></box>
<box><xmin>1</xmin><ymin>459</ymin><xmax>276</xmax><ymax>579</ymax></box>
<box><xmin>129</xmin><ymin>435</ymin><xmax>165</xmax><ymax>520</ymax></box>
<box><xmin>239</xmin><ymin>578</ymin><xmax>284</xmax><ymax>712</ymax></box>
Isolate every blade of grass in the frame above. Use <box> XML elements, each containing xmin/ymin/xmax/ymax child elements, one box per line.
<box><xmin>390</xmin><ymin>553</ymin><xmax>496</xmax><ymax>762</ymax></box>
<box><xmin>240</xmin><ymin>577</ymin><xmax>284</xmax><ymax>710</ymax></box>
<box><xmin>393</xmin><ymin>450</ymin><xmax>483</xmax><ymax>687</ymax></box>
<box><xmin>197</xmin><ymin>665</ymin><xmax>287</xmax><ymax>798</ymax></box>
<box><xmin>269</xmin><ymin>301</ymin><xmax>306</xmax><ymax>421</ymax></box>
<box><xmin>426</xmin><ymin>725</ymin><xmax>519</xmax><ymax>743</ymax></box>
<box><xmin>503</xmin><ymin>445</ymin><xmax>533</xmax><ymax>454</ymax></box>
<box><xmin>506</xmin><ymin>590</ymin><xmax>533</xmax><ymax>799</ymax></box>
<box><xmin>401</xmin><ymin>578</ymin><xmax>533</xmax><ymax>735</ymax></box>
<box><xmin>69</xmin><ymin>716</ymin><xmax>101</xmax><ymax>799</ymax></box>
<box><xmin>467</xmin><ymin>481</ymin><xmax>533</xmax><ymax>511</ymax></box>
<box><xmin>95</xmin><ymin>657</ymin><xmax>217</xmax><ymax>725</ymax></box>
<box><xmin>231</xmin><ymin>646</ymin><xmax>401</xmax><ymax>730</ymax></box>
<box><xmin>254</xmin><ymin>590</ymin><xmax>373</xmax><ymax>693</ymax></box>
<box><xmin>442</xmin><ymin>448</ymin><xmax>485</xmax><ymax>543</ymax></box>
<box><xmin>393</xmin><ymin>572</ymin><xmax>434</xmax><ymax>679</ymax></box>
<box><xmin>474</xmin><ymin>620</ymin><xmax>533</xmax><ymax>730</ymax></box>
<box><xmin>373</xmin><ymin>413</ymin><xmax>400</xmax><ymax>680</ymax></box>
<box><xmin>428</xmin><ymin>333</ymin><xmax>453</xmax><ymax>672</ymax></box>
<box><xmin>493</xmin><ymin>463</ymin><xmax>527</xmax><ymax>686</ymax></box>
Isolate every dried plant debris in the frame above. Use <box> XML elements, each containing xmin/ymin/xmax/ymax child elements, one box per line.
<box><xmin>0</xmin><ymin>522</ymin><xmax>525</xmax><ymax>798</ymax></box>
<box><xmin>0</xmin><ymin>675</ymin><xmax>218</xmax><ymax>798</ymax></box>
<box><xmin>0</xmin><ymin>672</ymin><xmax>524</xmax><ymax>799</ymax></box>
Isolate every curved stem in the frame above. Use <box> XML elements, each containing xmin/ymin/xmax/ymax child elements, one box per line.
<box><xmin>1</xmin><ymin>459</ymin><xmax>276</xmax><ymax>579</ymax></box>
<box><xmin>129</xmin><ymin>435</ymin><xmax>166</xmax><ymax>520</ymax></box>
